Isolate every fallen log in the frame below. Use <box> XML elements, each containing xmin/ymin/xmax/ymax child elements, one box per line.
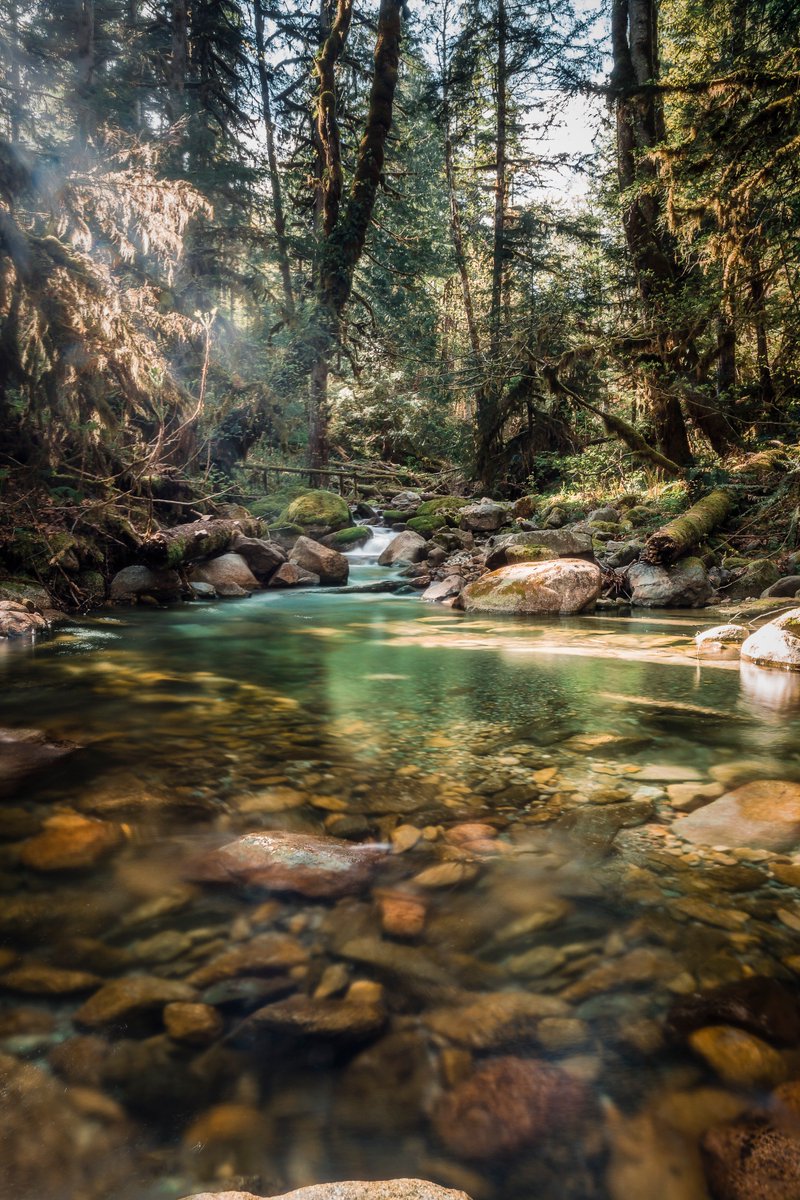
<box><xmin>140</xmin><ymin>516</ymin><xmax>263</xmax><ymax>568</ymax></box>
<box><xmin>642</xmin><ymin>488</ymin><xmax>733</xmax><ymax>565</ymax></box>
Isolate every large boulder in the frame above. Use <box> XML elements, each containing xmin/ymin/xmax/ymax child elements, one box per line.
<box><xmin>485</xmin><ymin>528</ymin><xmax>594</xmax><ymax>568</ymax></box>
<box><xmin>671</xmin><ymin>779</ymin><xmax>800</xmax><ymax>851</ymax></box>
<box><xmin>183</xmin><ymin>1182</ymin><xmax>472</xmax><ymax>1200</ymax></box>
<box><xmin>462</xmin><ymin>559</ymin><xmax>601</xmax><ymax>616</ymax></box>
<box><xmin>190</xmin><ymin>553</ymin><xmax>259</xmax><ymax>597</ymax></box>
<box><xmin>281</xmin><ymin>490</ymin><xmax>352</xmax><ymax>537</ymax></box>
<box><xmin>231</xmin><ymin>536</ymin><xmax>285</xmax><ymax>580</ymax></box>
<box><xmin>378</xmin><ymin>531</ymin><xmax>427</xmax><ymax>566</ymax></box>
<box><xmin>387</xmin><ymin>490</ymin><xmax>422</xmax><ymax>513</ymax></box>
<box><xmin>289</xmin><ymin>536</ymin><xmax>349</xmax><ymax>586</ymax></box>
<box><xmin>459</xmin><ymin>499</ymin><xmax>508</xmax><ymax>533</ymax></box>
<box><xmin>762</xmin><ymin>575</ymin><xmax>800</xmax><ymax>598</ymax></box>
<box><xmin>741</xmin><ymin>608</ymin><xmax>800</xmax><ymax>671</ymax></box>
<box><xmin>0</xmin><ymin>601</ymin><xmax>50</xmax><ymax>637</ymax></box>
<box><xmin>110</xmin><ymin>565</ymin><xmax>182</xmax><ymax>602</ymax></box>
<box><xmin>725</xmin><ymin>558</ymin><xmax>781</xmax><ymax>601</ymax></box>
<box><xmin>628</xmin><ymin>557</ymin><xmax>711</xmax><ymax>608</ymax></box>
<box><xmin>188</xmin><ymin>830</ymin><xmax>386</xmax><ymax>898</ymax></box>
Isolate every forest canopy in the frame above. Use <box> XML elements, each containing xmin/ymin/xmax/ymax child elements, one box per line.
<box><xmin>1</xmin><ymin>0</ymin><xmax>799</xmax><ymax>513</ymax></box>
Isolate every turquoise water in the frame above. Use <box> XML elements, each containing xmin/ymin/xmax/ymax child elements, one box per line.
<box><xmin>1</xmin><ymin>564</ymin><xmax>799</xmax><ymax>1200</ymax></box>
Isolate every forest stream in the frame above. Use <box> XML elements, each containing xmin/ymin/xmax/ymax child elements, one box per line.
<box><xmin>2</xmin><ymin>534</ymin><xmax>800</xmax><ymax>1200</ymax></box>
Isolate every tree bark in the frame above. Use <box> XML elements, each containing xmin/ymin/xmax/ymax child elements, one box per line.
<box><xmin>438</xmin><ymin>0</ymin><xmax>481</xmax><ymax>361</ymax></box>
<box><xmin>140</xmin><ymin>516</ymin><xmax>263</xmax><ymax>568</ymax></box>
<box><xmin>254</xmin><ymin>0</ymin><xmax>294</xmax><ymax>317</ymax></box>
<box><xmin>169</xmin><ymin>0</ymin><xmax>189</xmax><ymax>122</ymax></box>
<box><xmin>642</xmin><ymin>488</ymin><xmax>734</xmax><ymax>564</ymax></box>
<box><xmin>74</xmin><ymin>0</ymin><xmax>96</xmax><ymax>143</ymax></box>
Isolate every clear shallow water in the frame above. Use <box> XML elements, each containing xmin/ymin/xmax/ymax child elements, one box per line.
<box><xmin>1</xmin><ymin>557</ymin><xmax>800</xmax><ymax>1200</ymax></box>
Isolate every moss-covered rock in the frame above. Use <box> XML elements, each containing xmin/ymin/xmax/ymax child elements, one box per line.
<box><xmin>415</xmin><ymin>496</ymin><xmax>470</xmax><ymax>524</ymax></box>
<box><xmin>727</xmin><ymin>558</ymin><xmax>781</xmax><ymax>600</ymax></box>
<box><xmin>407</xmin><ymin>516</ymin><xmax>447</xmax><ymax>539</ymax></box>
<box><xmin>504</xmin><ymin>545</ymin><xmax>557</xmax><ymax>565</ymax></box>
<box><xmin>382</xmin><ymin>509</ymin><xmax>410</xmax><ymax>524</ymax></box>
<box><xmin>280</xmin><ymin>490</ymin><xmax>352</xmax><ymax>535</ymax></box>
<box><xmin>77</xmin><ymin>571</ymin><xmax>106</xmax><ymax>602</ymax></box>
<box><xmin>626</xmin><ymin>505</ymin><xmax>655</xmax><ymax>525</ymax></box>
<box><xmin>328</xmin><ymin>526</ymin><xmax>372</xmax><ymax>548</ymax></box>
<box><xmin>0</xmin><ymin>578</ymin><xmax>55</xmax><ymax>609</ymax></box>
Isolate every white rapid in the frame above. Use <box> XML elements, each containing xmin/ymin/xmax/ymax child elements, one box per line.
<box><xmin>344</xmin><ymin>525</ymin><xmax>397</xmax><ymax>562</ymax></box>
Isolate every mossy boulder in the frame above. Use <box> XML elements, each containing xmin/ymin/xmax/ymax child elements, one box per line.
<box><xmin>280</xmin><ymin>490</ymin><xmax>352</xmax><ymax>537</ymax></box>
<box><xmin>0</xmin><ymin>578</ymin><xmax>55</xmax><ymax>610</ymax></box>
<box><xmin>327</xmin><ymin>526</ymin><xmax>373</xmax><ymax>548</ymax></box>
<box><xmin>726</xmin><ymin>558</ymin><xmax>781</xmax><ymax>601</ymax></box>
<box><xmin>416</xmin><ymin>496</ymin><xmax>470</xmax><ymax>525</ymax></box>
<box><xmin>382</xmin><ymin>510</ymin><xmax>410</xmax><ymax>524</ymax></box>
<box><xmin>503</xmin><ymin>545</ymin><xmax>558</xmax><ymax>565</ymax></box>
<box><xmin>407</xmin><ymin>516</ymin><xmax>444</xmax><ymax>539</ymax></box>
<box><xmin>463</xmin><ymin>560</ymin><xmax>602</xmax><ymax>615</ymax></box>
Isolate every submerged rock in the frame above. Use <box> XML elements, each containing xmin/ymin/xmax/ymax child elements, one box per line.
<box><xmin>378</xmin><ymin>530</ymin><xmax>428</xmax><ymax>565</ymax></box>
<box><xmin>701</xmin><ymin>1116</ymin><xmax>800</xmax><ymax>1200</ymax></box>
<box><xmin>695</xmin><ymin>624</ymin><xmax>748</xmax><ymax>658</ymax></box>
<box><xmin>741</xmin><ymin>608</ymin><xmax>800</xmax><ymax>671</ymax></box>
<box><xmin>667</xmin><ymin>977</ymin><xmax>800</xmax><ymax>1047</ymax></box>
<box><xmin>671</xmin><ymin>779</ymin><xmax>800</xmax><ymax>850</ymax></box>
<box><xmin>462</xmin><ymin>559</ymin><xmax>601</xmax><ymax>615</ymax></box>
<box><xmin>432</xmin><ymin>1055</ymin><xmax>588</xmax><ymax>1159</ymax></box>
<box><xmin>289</xmin><ymin>536</ymin><xmax>349</xmax><ymax>586</ymax></box>
<box><xmin>689</xmin><ymin>1025</ymin><xmax>788</xmax><ymax>1087</ymax></box>
<box><xmin>0</xmin><ymin>727</ymin><xmax>78</xmax><ymax>796</ymax></box>
<box><xmin>19</xmin><ymin>811</ymin><xmax>123</xmax><ymax>871</ymax></box>
<box><xmin>189</xmin><ymin>830</ymin><xmax>386</xmax><ymax>897</ymax></box>
<box><xmin>422</xmin><ymin>576</ymin><xmax>463</xmax><ymax>603</ymax></box>
<box><xmin>242</xmin><ymin>992</ymin><xmax>386</xmax><ymax>1041</ymax></box>
<box><xmin>75</xmin><ymin>975</ymin><xmax>196</xmax><ymax>1029</ymax></box>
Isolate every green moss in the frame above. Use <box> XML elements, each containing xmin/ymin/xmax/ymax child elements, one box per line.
<box><xmin>0</xmin><ymin>577</ymin><xmax>54</xmax><ymax>608</ymax></box>
<box><xmin>407</xmin><ymin>515</ymin><xmax>443</xmax><ymax>538</ymax></box>
<box><xmin>77</xmin><ymin>570</ymin><xmax>106</xmax><ymax>601</ymax></box>
<box><xmin>329</xmin><ymin>526</ymin><xmax>372</xmax><ymax>547</ymax></box>
<box><xmin>382</xmin><ymin>509</ymin><xmax>409</xmax><ymax>523</ymax></box>
<box><xmin>587</xmin><ymin>521</ymin><xmax>622</xmax><ymax>535</ymax></box>
<box><xmin>504</xmin><ymin>545</ymin><xmax>557</xmax><ymax>564</ymax></box>
<box><xmin>415</xmin><ymin>497</ymin><xmax>469</xmax><ymax>527</ymax></box>
<box><xmin>281</xmin><ymin>489</ymin><xmax>351</xmax><ymax>532</ymax></box>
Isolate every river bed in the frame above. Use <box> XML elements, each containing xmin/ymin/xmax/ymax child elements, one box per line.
<box><xmin>1</xmin><ymin>540</ymin><xmax>800</xmax><ymax>1200</ymax></box>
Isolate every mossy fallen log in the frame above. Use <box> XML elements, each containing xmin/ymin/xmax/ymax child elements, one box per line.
<box><xmin>642</xmin><ymin>488</ymin><xmax>734</xmax><ymax>565</ymax></box>
<box><xmin>140</xmin><ymin>516</ymin><xmax>262</xmax><ymax>569</ymax></box>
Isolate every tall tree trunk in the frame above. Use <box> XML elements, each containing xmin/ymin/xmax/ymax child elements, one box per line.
<box><xmin>169</xmin><ymin>0</ymin><xmax>189</xmax><ymax>122</ymax></box>
<box><xmin>210</xmin><ymin>0</ymin><xmax>404</xmax><ymax>475</ymax></box>
<box><xmin>716</xmin><ymin>309</ymin><xmax>736</xmax><ymax>406</ymax></box>
<box><xmin>9</xmin><ymin>0</ymin><xmax>20</xmax><ymax>143</ymax></box>
<box><xmin>253</xmin><ymin>0</ymin><xmax>294</xmax><ymax>318</ymax></box>
<box><xmin>476</xmin><ymin>0</ymin><xmax>508</xmax><ymax>489</ymax></box>
<box><xmin>751</xmin><ymin>264</ymin><xmax>775</xmax><ymax>408</ymax></box>
<box><xmin>74</xmin><ymin>0</ymin><xmax>95</xmax><ymax>143</ymax></box>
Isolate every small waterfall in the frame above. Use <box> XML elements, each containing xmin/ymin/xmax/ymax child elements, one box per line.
<box><xmin>344</xmin><ymin>525</ymin><xmax>397</xmax><ymax>563</ymax></box>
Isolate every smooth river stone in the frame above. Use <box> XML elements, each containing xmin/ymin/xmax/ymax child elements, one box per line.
<box><xmin>461</xmin><ymin>559</ymin><xmax>601</xmax><ymax>616</ymax></box>
<box><xmin>189</xmin><ymin>830</ymin><xmax>387</xmax><ymax>897</ymax></box>
<box><xmin>671</xmin><ymin>780</ymin><xmax>800</xmax><ymax>851</ymax></box>
<box><xmin>183</xmin><ymin>1183</ymin><xmax>473</xmax><ymax>1200</ymax></box>
<box><xmin>432</xmin><ymin>1055</ymin><xmax>588</xmax><ymax>1159</ymax></box>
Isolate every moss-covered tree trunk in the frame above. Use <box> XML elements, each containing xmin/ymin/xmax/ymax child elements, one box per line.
<box><xmin>642</xmin><ymin>489</ymin><xmax>734</xmax><ymax>564</ymax></box>
<box><xmin>141</xmin><ymin>516</ymin><xmax>262</xmax><ymax>568</ymax></box>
